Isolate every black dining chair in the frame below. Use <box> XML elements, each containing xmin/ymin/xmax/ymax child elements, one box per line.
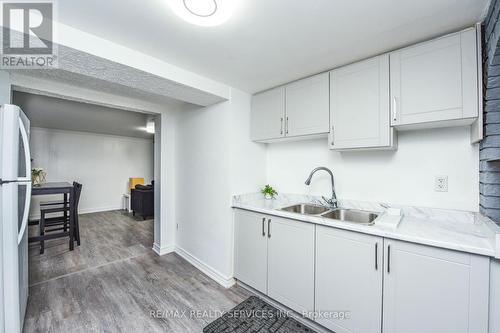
<box><xmin>39</xmin><ymin>198</ymin><xmax>70</xmax><ymax>232</ymax></box>
<box><xmin>38</xmin><ymin>182</ymin><xmax>82</xmax><ymax>238</ymax></box>
<box><xmin>39</xmin><ymin>182</ymin><xmax>82</xmax><ymax>254</ymax></box>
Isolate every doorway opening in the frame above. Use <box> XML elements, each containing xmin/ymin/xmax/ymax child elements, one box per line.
<box><xmin>11</xmin><ymin>89</ymin><xmax>162</xmax><ymax>286</ymax></box>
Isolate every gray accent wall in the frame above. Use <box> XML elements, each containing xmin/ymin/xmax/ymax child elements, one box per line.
<box><xmin>481</xmin><ymin>0</ymin><xmax>500</xmax><ymax>223</ymax></box>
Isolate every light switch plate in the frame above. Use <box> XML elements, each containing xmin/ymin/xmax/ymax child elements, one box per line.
<box><xmin>434</xmin><ymin>175</ymin><xmax>448</xmax><ymax>192</ymax></box>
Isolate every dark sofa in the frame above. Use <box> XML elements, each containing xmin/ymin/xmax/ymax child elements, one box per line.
<box><xmin>131</xmin><ymin>182</ymin><xmax>154</xmax><ymax>220</ymax></box>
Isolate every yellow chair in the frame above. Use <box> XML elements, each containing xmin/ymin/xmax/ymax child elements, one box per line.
<box><xmin>129</xmin><ymin>177</ymin><xmax>144</xmax><ymax>193</ymax></box>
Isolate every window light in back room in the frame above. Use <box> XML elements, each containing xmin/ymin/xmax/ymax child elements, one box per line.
<box><xmin>146</xmin><ymin>118</ymin><xmax>155</xmax><ymax>133</ymax></box>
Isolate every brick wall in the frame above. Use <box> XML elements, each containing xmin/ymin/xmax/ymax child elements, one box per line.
<box><xmin>481</xmin><ymin>0</ymin><xmax>500</xmax><ymax>223</ymax></box>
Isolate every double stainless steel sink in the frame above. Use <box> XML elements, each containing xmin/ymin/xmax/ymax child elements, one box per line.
<box><xmin>280</xmin><ymin>203</ymin><xmax>330</xmax><ymax>215</ymax></box>
<box><xmin>280</xmin><ymin>203</ymin><xmax>378</xmax><ymax>225</ymax></box>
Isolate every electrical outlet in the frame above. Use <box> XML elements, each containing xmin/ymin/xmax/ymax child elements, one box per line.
<box><xmin>434</xmin><ymin>175</ymin><xmax>448</xmax><ymax>192</ymax></box>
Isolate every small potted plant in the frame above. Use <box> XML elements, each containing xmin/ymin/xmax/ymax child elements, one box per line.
<box><xmin>261</xmin><ymin>184</ymin><xmax>278</xmax><ymax>200</ymax></box>
<box><xmin>31</xmin><ymin>168</ymin><xmax>46</xmax><ymax>186</ymax></box>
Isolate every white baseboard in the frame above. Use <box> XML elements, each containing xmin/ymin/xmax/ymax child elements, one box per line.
<box><xmin>80</xmin><ymin>206</ymin><xmax>124</xmax><ymax>215</ymax></box>
<box><xmin>152</xmin><ymin>243</ymin><xmax>174</xmax><ymax>256</ymax></box>
<box><xmin>174</xmin><ymin>246</ymin><xmax>235</xmax><ymax>289</ymax></box>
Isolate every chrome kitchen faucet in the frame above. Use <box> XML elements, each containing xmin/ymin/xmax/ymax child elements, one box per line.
<box><xmin>305</xmin><ymin>166</ymin><xmax>338</xmax><ymax>209</ymax></box>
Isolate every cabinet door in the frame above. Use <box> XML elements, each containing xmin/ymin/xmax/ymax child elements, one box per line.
<box><xmin>267</xmin><ymin>216</ymin><xmax>315</xmax><ymax>314</ymax></box>
<box><xmin>285</xmin><ymin>73</ymin><xmax>329</xmax><ymax>137</ymax></box>
<box><xmin>315</xmin><ymin>226</ymin><xmax>383</xmax><ymax>333</ymax></box>
<box><xmin>251</xmin><ymin>87</ymin><xmax>285</xmax><ymax>141</ymax></box>
<box><xmin>383</xmin><ymin>239</ymin><xmax>489</xmax><ymax>333</ymax></box>
<box><xmin>390</xmin><ymin>29</ymin><xmax>478</xmax><ymax>126</ymax></box>
<box><xmin>330</xmin><ymin>55</ymin><xmax>392</xmax><ymax>150</ymax></box>
<box><xmin>234</xmin><ymin>210</ymin><xmax>268</xmax><ymax>294</ymax></box>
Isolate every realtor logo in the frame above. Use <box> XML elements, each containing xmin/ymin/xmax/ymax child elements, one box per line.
<box><xmin>0</xmin><ymin>1</ymin><xmax>57</xmax><ymax>68</ymax></box>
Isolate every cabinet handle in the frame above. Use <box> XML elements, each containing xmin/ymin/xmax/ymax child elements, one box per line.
<box><xmin>330</xmin><ymin>125</ymin><xmax>334</xmax><ymax>146</ymax></box>
<box><xmin>261</xmin><ymin>217</ymin><xmax>266</xmax><ymax>236</ymax></box>
<box><xmin>285</xmin><ymin>117</ymin><xmax>289</xmax><ymax>135</ymax></box>
<box><xmin>387</xmin><ymin>244</ymin><xmax>391</xmax><ymax>274</ymax></box>
<box><xmin>392</xmin><ymin>97</ymin><xmax>397</xmax><ymax>123</ymax></box>
<box><xmin>280</xmin><ymin>117</ymin><xmax>283</xmax><ymax>135</ymax></box>
<box><xmin>267</xmin><ymin>219</ymin><xmax>271</xmax><ymax>238</ymax></box>
<box><xmin>375</xmin><ymin>243</ymin><xmax>378</xmax><ymax>270</ymax></box>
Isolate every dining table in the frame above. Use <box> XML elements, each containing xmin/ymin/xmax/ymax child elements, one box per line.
<box><xmin>29</xmin><ymin>182</ymin><xmax>76</xmax><ymax>250</ymax></box>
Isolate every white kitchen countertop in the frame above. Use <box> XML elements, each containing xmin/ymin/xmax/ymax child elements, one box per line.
<box><xmin>232</xmin><ymin>193</ymin><xmax>500</xmax><ymax>258</ymax></box>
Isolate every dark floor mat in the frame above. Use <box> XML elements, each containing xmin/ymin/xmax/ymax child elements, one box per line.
<box><xmin>203</xmin><ymin>296</ymin><xmax>317</xmax><ymax>333</ymax></box>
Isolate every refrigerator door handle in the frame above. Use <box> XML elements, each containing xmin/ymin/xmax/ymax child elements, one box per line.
<box><xmin>17</xmin><ymin>117</ymin><xmax>32</xmax><ymax>244</ymax></box>
<box><xmin>18</xmin><ymin>183</ymin><xmax>31</xmax><ymax>245</ymax></box>
<box><xmin>18</xmin><ymin>117</ymin><xmax>31</xmax><ymax>183</ymax></box>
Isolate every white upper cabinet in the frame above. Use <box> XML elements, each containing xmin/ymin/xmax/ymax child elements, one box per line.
<box><xmin>250</xmin><ymin>87</ymin><xmax>285</xmax><ymax>141</ymax></box>
<box><xmin>330</xmin><ymin>54</ymin><xmax>394</xmax><ymax>150</ymax></box>
<box><xmin>251</xmin><ymin>27</ymin><xmax>480</xmax><ymax>144</ymax></box>
<box><xmin>383</xmin><ymin>239</ymin><xmax>489</xmax><ymax>333</ymax></box>
<box><xmin>315</xmin><ymin>226</ymin><xmax>383</xmax><ymax>333</ymax></box>
<box><xmin>285</xmin><ymin>73</ymin><xmax>330</xmax><ymax>138</ymax></box>
<box><xmin>251</xmin><ymin>73</ymin><xmax>329</xmax><ymax>142</ymax></box>
<box><xmin>390</xmin><ymin>28</ymin><xmax>478</xmax><ymax>128</ymax></box>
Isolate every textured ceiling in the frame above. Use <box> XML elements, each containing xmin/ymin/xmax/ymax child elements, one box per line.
<box><xmin>8</xmin><ymin>31</ymin><xmax>224</xmax><ymax>107</ymax></box>
<box><xmin>57</xmin><ymin>0</ymin><xmax>490</xmax><ymax>93</ymax></box>
<box><xmin>13</xmin><ymin>91</ymin><xmax>155</xmax><ymax>139</ymax></box>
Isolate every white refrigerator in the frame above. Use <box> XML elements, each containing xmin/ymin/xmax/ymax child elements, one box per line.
<box><xmin>0</xmin><ymin>104</ymin><xmax>31</xmax><ymax>333</ymax></box>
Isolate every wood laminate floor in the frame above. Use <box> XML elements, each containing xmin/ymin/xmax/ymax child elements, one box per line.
<box><xmin>24</xmin><ymin>210</ymin><xmax>250</xmax><ymax>333</ymax></box>
<box><xmin>28</xmin><ymin>210</ymin><xmax>154</xmax><ymax>285</ymax></box>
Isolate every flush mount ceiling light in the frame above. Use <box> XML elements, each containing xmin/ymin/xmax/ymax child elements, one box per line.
<box><xmin>167</xmin><ymin>0</ymin><xmax>237</xmax><ymax>26</ymax></box>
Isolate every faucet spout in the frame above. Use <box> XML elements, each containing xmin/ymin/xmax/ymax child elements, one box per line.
<box><xmin>304</xmin><ymin>166</ymin><xmax>338</xmax><ymax>208</ymax></box>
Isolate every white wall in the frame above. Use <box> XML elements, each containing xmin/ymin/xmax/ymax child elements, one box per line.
<box><xmin>267</xmin><ymin>126</ymin><xmax>479</xmax><ymax>211</ymax></box>
<box><xmin>29</xmin><ymin>127</ymin><xmax>154</xmax><ymax>217</ymax></box>
<box><xmin>175</xmin><ymin>89</ymin><xmax>266</xmax><ymax>282</ymax></box>
<box><xmin>173</xmin><ymin>90</ymin><xmax>480</xmax><ymax>287</ymax></box>
<box><xmin>153</xmin><ymin>111</ymin><xmax>178</xmax><ymax>255</ymax></box>
<box><xmin>0</xmin><ymin>71</ymin><xmax>10</xmax><ymax>104</ymax></box>
<box><xmin>229</xmin><ymin>90</ymin><xmax>268</xmax><ymax>195</ymax></box>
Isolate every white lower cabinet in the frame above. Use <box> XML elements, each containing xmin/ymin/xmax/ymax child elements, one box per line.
<box><xmin>234</xmin><ymin>210</ymin><xmax>315</xmax><ymax>314</ymax></box>
<box><xmin>234</xmin><ymin>210</ymin><xmax>268</xmax><ymax>294</ymax></box>
<box><xmin>382</xmin><ymin>239</ymin><xmax>490</xmax><ymax>333</ymax></box>
<box><xmin>234</xmin><ymin>209</ymin><xmax>491</xmax><ymax>333</ymax></box>
<box><xmin>267</xmin><ymin>216</ymin><xmax>315</xmax><ymax>314</ymax></box>
<box><xmin>315</xmin><ymin>226</ymin><xmax>383</xmax><ymax>333</ymax></box>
